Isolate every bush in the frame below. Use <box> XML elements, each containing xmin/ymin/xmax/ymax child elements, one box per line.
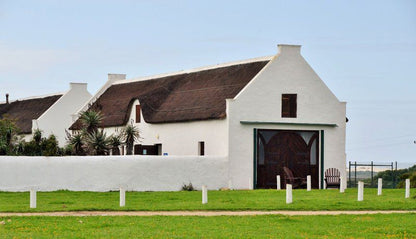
<box><xmin>181</xmin><ymin>183</ymin><xmax>195</xmax><ymax>191</ymax></box>
<box><xmin>397</xmin><ymin>171</ymin><xmax>416</xmax><ymax>188</ymax></box>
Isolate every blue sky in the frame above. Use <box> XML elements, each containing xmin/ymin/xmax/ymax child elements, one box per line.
<box><xmin>0</xmin><ymin>0</ymin><xmax>415</xmax><ymax>166</ymax></box>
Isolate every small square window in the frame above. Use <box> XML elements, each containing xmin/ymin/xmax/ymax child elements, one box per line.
<box><xmin>282</xmin><ymin>94</ymin><xmax>297</xmax><ymax>118</ymax></box>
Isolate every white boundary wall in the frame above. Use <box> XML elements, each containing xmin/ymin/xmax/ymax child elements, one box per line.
<box><xmin>0</xmin><ymin>156</ymin><xmax>228</xmax><ymax>192</ymax></box>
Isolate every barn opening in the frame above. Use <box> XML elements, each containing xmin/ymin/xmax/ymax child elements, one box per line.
<box><xmin>255</xmin><ymin>129</ymin><xmax>319</xmax><ymax>189</ymax></box>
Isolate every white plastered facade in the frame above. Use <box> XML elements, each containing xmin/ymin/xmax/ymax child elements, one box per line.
<box><xmin>72</xmin><ymin>44</ymin><xmax>346</xmax><ymax>190</ymax></box>
<box><xmin>227</xmin><ymin>45</ymin><xmax>346</xmax><ymax>189</ymax></box>
<box><xmin>103</xmin><ymin>99</ymin><xmax>228</xmax><ymax>156</ymax></box>
<box><xmin>32</xmin><ymin>83</ymin><xmax>92</xmax><ymax>146</ymax></box>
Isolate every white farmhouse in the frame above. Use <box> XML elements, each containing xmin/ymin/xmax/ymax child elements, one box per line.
<box><xmin>0</xmin><ymin>83</ymin><xmax>92</xmax><ymax>146</ymax></box>
<box><xmin>71</xmin><ymin>44</ymin><xmax>346</xmax><ymax>189</ymax></box>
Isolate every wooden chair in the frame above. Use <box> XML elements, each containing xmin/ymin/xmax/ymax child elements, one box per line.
<box><xmin>283</xmin><ymin>167</ymin><xmax>307</xmax><ymax>189</ymax></box>
<box><xmin>324</xmin><ymin>168</ymin><xmax>341</xmax><ymax>189</ymax></box>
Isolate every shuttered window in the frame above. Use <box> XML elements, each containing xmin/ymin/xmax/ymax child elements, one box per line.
<box><xmin>282</xmin><ymin>94</ymin><xmax>297</xmax><ymax>118</ymax></box>
<box><xmin>135</xmin><ymin>105</ymin><xmax>141</xmax><ymax>123</ymax></box>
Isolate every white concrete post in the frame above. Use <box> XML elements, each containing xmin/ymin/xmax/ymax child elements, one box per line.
<box><xmin>307</xmin><ymin>175</ymin><xmax>311</xmax><ymax>191</ymax></box>
<box><xmin>276</xmin><ymin>175</ymin><xmax>281</xmax><ymax>190</ymax></box>
<box><xmin>248</xmin><ymin>177</ymin><xmax>253</xmax><ymax>190</ymax></box>
<box><xmin>228</xmin><ymin>180</ymin><xmax>232</xmax><ymax>189</ymax></box>
<box><xmin>405</xmin><ymin>179</ymin><xmax>410</xmax><ymax>198</ymax></box>
<box><xmin>286</xmin><ymin>184</ymin><xmax>292</xmax><ymax>204</ymax></box>
<box><xmin>377</xmin><ymin>178</ymin><xmax>382</xmax><ymax>196</ymax></box>
<box><xmin>30</xmin><ymin>189</ymin><xmax>37</xmax><ymax>208</ymax></box>
<box><xmin>357</xmin><ymin>181</ymin><xmax>364</xmax><ymax>201</ymax></box>
<box><xmin>340</xmin><ymin>177</ymin><xmax>345</xmax><ymax>193</ymax></box>
<box><xmin>120</xmin><ymin>187</ymin><xmax>126</xmax><ymax>207</ymax></box>
<box><xmin>202</xmin><ymin>185</ymin><xmax>208</xmax><ymax>204</ymax></box>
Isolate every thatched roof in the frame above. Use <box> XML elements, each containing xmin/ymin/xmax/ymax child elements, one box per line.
<box><xmin>0</xmin><ymin>95</ymin><xmax>63</xmax><ymax>134</ymax></box>
<box><xmin>71</xmin><ymin>58</ymin><xmax>270</xmax><ymax>129</ymax></box>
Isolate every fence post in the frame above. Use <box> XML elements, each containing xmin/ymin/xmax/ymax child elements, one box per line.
<box><xmin>30</xmin><ymin>189</ymin><xmax>37</xmax><ymax>208</ymax></box>
<box><xmin>276</xmin><ymin>175</ymin><xmax>281</xmax><ymax>190</ymax></box>
<box><xmin>286</xmin><ymin>184</ymin><xmax>292</xmax><ymax>204</ymax></box>
<box><xmin>357</xmin><ymin>181</ymin><xmax>364</xmax><ymax>201</ymax></box>
<box><xmin>120</xmin><ymin>187</ymin><xmax>126</xmax><ymax>207</ymax></box>
<box><xmin>307</xmin><ymin>175</ymin><xmax>311</xmax><ymax>191</ymax></box>
<box><xmin>202</xmin><ymin>185</ymin><xmax>208</xmax><ymax>204</ymax></box>
<box><xmin>377</xmin><ymin>178</ymin><xmax>382</xmax><ymax>196</ymax></box>
<box><xmin>405</xmin><ymin>179</ymin><xmax>410</xmax><ymax>199</ymax></box>
<box><xmin>370</xmin><ymin>161</ymin><xmax>374</xmax><ymax>187</ymax></box>
<box><xmin>348</xmin><ymin>161</ymin><xmax>351</xmax><ymax>188</ymax></box>
<box><xmin>340</xmin><ymin>176</ymin><xmax>345</xmax><ymax>193</ymax></box>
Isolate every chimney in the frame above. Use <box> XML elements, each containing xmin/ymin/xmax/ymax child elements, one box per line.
<box><xmin>108</xmin><ymin>73</ymin><xmax>126</xmax><ymax>83</ymax></box>
<box><xmin>6</xmin><ymin>93</ymin><xmax>9</xmax><ymax>104</ymax></box>
<box><xmin>278</xmin><ymin>44</ymin><xmax>302</xmax><ymax>55</ymax></box>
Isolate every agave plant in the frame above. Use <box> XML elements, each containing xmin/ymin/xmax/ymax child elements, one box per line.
<box><xmin>122</xmin><ymin>124</ymin><xmax>140</xmax><ymax>155</ymax></box>
<box><xmin>85</xmin><ymin>129</ymin><xmax>110</xmax><ymax>155</ymax></box>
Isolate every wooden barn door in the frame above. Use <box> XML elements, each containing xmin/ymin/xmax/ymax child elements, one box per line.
<box><xmin>256</xmin><ymin>130</ymin><xmax>319</xmax><ymax>189</ymax></box>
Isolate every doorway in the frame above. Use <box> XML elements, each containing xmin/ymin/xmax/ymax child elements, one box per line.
<box><xmin>256</xmin><ymin>130</ymin><xmax>319</xmax><ymax>189</ymax></box>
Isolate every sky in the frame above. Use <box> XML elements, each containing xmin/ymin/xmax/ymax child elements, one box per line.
<box><xmin>0</xmin><ymin>0</ymin><xmax>415</xmax><ymax>167</ymax></box>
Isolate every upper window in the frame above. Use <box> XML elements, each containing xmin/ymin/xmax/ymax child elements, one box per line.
<box><xmin>135</xmin><ymin>105</ymin><xmax>141</xmax><ymax>123</ymax></box>
<box><xmin>282</xmin><ymin>94</ymin><xmax>297</xmax><ymax>118</ymax></box>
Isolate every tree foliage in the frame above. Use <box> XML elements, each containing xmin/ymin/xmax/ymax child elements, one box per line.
<box><xmin>0</xmin><ymin>116</ymin><xmax>20</xmax><ymax>155</ymax></box>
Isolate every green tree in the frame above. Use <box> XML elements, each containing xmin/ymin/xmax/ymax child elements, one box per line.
<box><xmin>0</xmin><ymin>116</ymin><xmax>20</xmax><ymax>155</ymax></box>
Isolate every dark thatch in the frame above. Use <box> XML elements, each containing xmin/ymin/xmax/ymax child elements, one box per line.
<box><xmin>70</xmin><ymin>60</ymin><xmax>269</xmax><ymax>129</ymax></box>
<box><xmin>0</xmin><ymin>95</ymin><xmax>62</xmax><ymax>134</ymax></box>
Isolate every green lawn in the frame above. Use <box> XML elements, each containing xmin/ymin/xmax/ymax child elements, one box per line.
<box><xmin>0</xmin><ymin>189</ymin><xmax>415</xmax><ymax>212</ymax></box>
<box><xmin>0</xmin><ymin>214</ymin><xmax>415</xmax><ymax>238</ymax></box>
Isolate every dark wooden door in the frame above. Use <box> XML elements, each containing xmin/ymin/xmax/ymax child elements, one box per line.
<box><xmin>256</xmin><ymin>130</ymin><xmax>319</xmax><ymax>189</ymax></box>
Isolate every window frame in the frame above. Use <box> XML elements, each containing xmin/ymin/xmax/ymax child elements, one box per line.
<box><xmin>281</xmin><ymin>94</ymin><xmax>297</xmax><ymax>118</ymax></box>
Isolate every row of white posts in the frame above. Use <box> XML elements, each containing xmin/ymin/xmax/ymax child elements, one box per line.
<box><xmin>357</xmin><ymin>178</ymin><xmax>411</xmax><ymax>201</ymax></box>
<box><xmin>27</xmin><ymin>178</ymin><xmax>411</xmax><ymax>208</ymax></box>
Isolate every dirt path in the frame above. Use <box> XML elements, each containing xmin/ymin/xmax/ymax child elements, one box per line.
<box><xmin>0</xmin><ymin>210</ymin><xmax>415</xmax><ymax>217</ymax></box>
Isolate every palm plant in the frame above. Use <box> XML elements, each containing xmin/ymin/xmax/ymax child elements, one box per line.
<box><xmin>109</xmin><ymin>134</ymin><xmax>122</xmax><ymax>155</ymax></box>
<box><xmin>85</xmin><ymin>130</ymin><xmax>110</xmax><ymax>155</ymax></box>
<box><xmin>65</xmin><ymin>130</ymin><xmax>85</xmax><ymax>155</ymax></box>
<box><xmin>79</xmin><ymin>110</ymin><xmax>103</xmax><ymax>134</ymax></box>
<box><xmin>122</xmin><ymin>124</ymin><xmax>140</xmax><ymax>155</ymax></box>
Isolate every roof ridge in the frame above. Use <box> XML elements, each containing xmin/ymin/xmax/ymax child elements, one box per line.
<box><xmin>0</xmin><ymin>93</ymin><xmax>64</xmax><ymax>104</ymax></box>
<box><xmin>114</xmin><ymin>55</ymin><xmax>273</xmax><ymax>85</ymax></box>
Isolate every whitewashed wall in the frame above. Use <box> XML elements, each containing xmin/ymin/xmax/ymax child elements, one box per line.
<box><xmin>0</xmin><ymin>155</ymin><xmax>228</xmax><ymax>192</ymax></box>
<box><xmin>33</xmin><ymin>83</ymin><xmax>92</xmax><ymax>146</ymax></box>
<box><xmin>103</xmin><ymin>99</ymin><xmax>228</xmax><ymax>156</ymax></box>
<box><xmin>227</xmin><ymin>45</ymin><xmax>347</xmax><ymax>189</ymax></box>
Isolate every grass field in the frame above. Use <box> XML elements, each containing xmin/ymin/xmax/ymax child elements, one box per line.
<box><xmin>0</xmin><ymin>214</ymin><xmax>415</xmax><ymax>238</ymax></box>
<box><xmin>0</xmin><ymin>188</ymin><xmax>414</xmax><ymax>212</ymax></box>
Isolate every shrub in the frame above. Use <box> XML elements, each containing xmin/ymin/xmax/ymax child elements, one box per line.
<box><xmin>181</xmin><ymin>183</ymin><xmax>195</xmax><ymax>191</ymax></box>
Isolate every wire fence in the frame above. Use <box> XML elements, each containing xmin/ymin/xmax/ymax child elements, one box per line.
<box><xmin>348</xmin><ymin>161</ymin><xmax>398</xmax><ymax>188</ymax></box>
